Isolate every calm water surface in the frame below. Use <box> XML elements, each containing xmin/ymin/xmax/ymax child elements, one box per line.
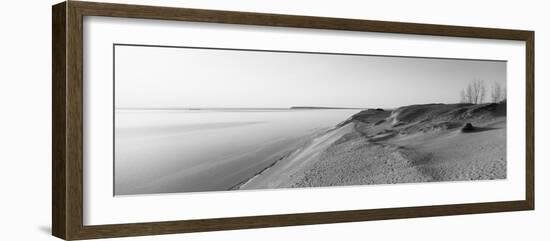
<box><xmin>114</xmin><ymin>109</ymin><xmax>359</xmax><ymax>195</ymax></box>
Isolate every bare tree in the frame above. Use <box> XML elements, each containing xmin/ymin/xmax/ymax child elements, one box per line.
<box><xmin>478</xmin><ymin>79</ymin><xmax>486</xmax><ymax>104</ymax></box>
<box><xmin>490</xmin><ymin>82</ymin><xmax>505</xmax><ymax>103</ymax></box>
<box><xmin>460</xmin><ymin>79</ymin><xmax>486</xmax><ymax>104</ymax></box>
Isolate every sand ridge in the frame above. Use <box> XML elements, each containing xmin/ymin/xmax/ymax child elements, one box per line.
<box><xmin>239</xmin><ymin>102</ymin><xmax>507</xmax><ymax>189</ymax></box>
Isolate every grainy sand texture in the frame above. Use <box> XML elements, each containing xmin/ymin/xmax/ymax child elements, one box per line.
<box><xmin>239</xmin><ymin>102</ymin><xmax>506</xmax><ymax>190</ymax></box>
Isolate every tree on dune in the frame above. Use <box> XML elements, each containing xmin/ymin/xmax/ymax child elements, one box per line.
<box><xmin>460</xmin><ymin>79</ymin><xmax>486</xmax><ymax>104</ymax></box>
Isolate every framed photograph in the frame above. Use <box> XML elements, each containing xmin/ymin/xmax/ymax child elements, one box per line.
<box><xmin>52</xmin><ymin>1</ymin><xmax>534</xmax><ymax>240</ymax></box>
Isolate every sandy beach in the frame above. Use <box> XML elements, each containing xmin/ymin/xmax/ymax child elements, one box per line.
<box><xmin>239</xmin><ymin>102</ymin><xmax>506</xmax><ymax>190</ymax></box>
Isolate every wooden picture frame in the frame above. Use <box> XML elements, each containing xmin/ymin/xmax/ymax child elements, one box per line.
<box><xmin>52</xmin><ymin>1</ymin><xmax>534</xmax><ymax>240</ymax></box>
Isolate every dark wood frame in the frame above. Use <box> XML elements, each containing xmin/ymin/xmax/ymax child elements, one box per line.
<box><xmin>52</xmin><ymin>1</ymin><xmax>535</xmax><ymax>240</ymax></box>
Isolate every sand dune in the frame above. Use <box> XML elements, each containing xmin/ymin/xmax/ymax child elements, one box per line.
<box><xmin>239</xmin><ymin>102</ymin><xmax>506</xmax><ymax>190</ymax></box>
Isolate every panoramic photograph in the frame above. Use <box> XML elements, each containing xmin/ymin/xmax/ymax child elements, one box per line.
<box><xmin>113</xmin><ymin>44</ymin><xmax>507</xmax><ymax>195</ymax></box>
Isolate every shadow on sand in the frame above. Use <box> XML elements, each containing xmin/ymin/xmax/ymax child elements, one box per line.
<box><xmin>461</xmin><ymin>126</ymin><xmax>500</xmax><ymax>133</ymax></box>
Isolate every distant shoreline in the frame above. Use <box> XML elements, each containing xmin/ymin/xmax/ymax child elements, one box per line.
<box><xmin>289</xmin><ymin>106</ymin><xmax>364</xmax><ymax>110</ymax></box>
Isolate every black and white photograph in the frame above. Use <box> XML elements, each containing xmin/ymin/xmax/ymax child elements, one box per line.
<box><xmin>114</xmin><ymin>44</ymin><xmax>507</xmax><ymax>195</ymax></box>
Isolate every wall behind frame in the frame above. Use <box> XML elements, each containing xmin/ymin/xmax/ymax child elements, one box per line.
<box><xmin>0</xmin><ymin>0</ymin><xmax>546</xmax><ymax>241</ymax></box>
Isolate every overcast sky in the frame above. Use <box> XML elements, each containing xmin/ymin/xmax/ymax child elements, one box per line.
<box><xmin>115</xmin><ymin>45</ymin><xmax>506</xmax><ymax>109</ymax></box>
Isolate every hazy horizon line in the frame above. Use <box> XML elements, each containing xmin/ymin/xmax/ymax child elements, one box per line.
<box><xmin>114</xmin><ymin>101</ymin><xmax>474</xmax><ymax>110</ymax></box>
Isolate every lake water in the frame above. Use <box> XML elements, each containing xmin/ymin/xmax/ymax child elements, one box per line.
<box><xmin>114</xmin><ymin>109</ymin><xmax>360</xmax><ymax>195</ymax></box>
